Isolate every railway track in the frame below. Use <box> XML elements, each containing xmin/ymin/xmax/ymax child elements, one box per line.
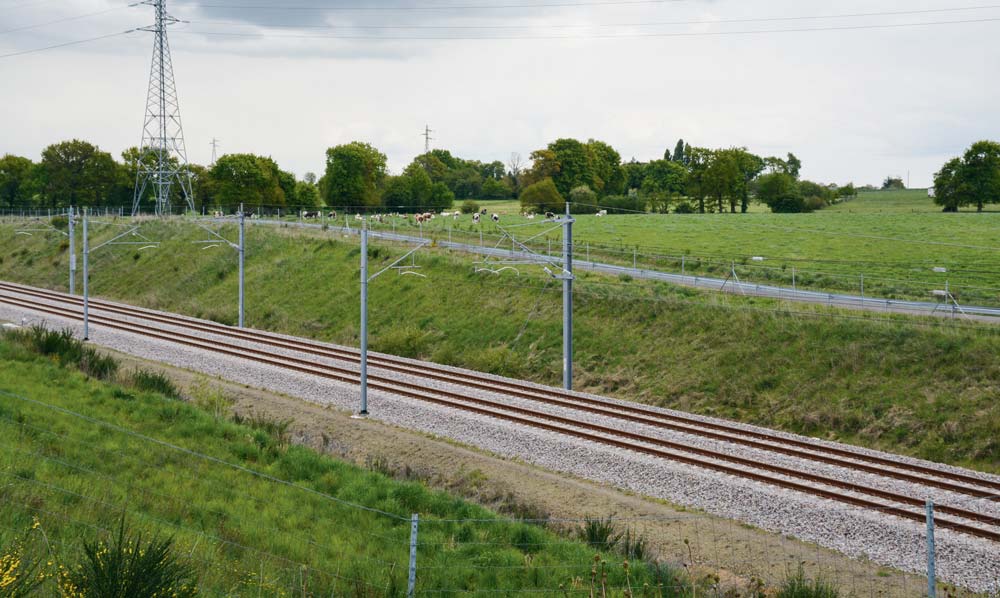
<box><xmin>1</xmin><ymin>282</ymin><xmax>999</xmax><ymax>544</ymax></box>
<box><xmin>1</xmin><ymin>282</ymin><xmax>996</xmax><ymax>499</ymax></box>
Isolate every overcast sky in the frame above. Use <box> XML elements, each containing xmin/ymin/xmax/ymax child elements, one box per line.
<box><xmin>0</xmin><ymin>0</ymin><xmax>996</xmax><ymax>187</ymax></box>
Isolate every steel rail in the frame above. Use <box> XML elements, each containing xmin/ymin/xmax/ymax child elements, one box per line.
<box><xmin>1</xmin><ymin>291</ymin><xmax>999</xmax><ymax>543</ymax></box>
<box><xmin>2</xmin><ymin>281</ymin><xmax>998</xmax><ymax>499</ymax></box>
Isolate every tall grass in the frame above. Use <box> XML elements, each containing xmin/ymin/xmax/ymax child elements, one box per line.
<box><xmin>776</xmin><ymin>566</ymin><xmax>840</xmax><ymax>598</ymax></box>
<box><xmin>0</xmin><ymin>334</ymin><xmax>664</xmax><ymax>596</ymax></box>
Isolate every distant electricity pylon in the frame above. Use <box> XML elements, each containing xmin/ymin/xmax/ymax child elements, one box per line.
<box><xmin>422</xmin><ymin>125</ymin><xmax>433</xmax><ymax>153</ymax></box>
<box><xmin>210</xmin><ymin>137</ymin><xmax>220</xmax><ymax>166</ymax></box>
<box><xmin>132</xmin><ymin>0</ymin><xmax>195</xmax><ymax>216</ymax></box>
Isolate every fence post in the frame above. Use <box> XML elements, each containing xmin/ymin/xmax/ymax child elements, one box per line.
<box><xmin>926</xmin><ymin>500</ymin><xmax>936</xmax><ymax>598</ymax></box>
<box><xmin>407</xmin><ymin>513</ymin><xmax>419</xmax><ymax>598</ymax></box>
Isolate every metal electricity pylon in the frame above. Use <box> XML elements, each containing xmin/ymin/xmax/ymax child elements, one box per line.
<box><xmin>132</xmin><ymin>0</ymin><xmax>195</xmax><ymax>217</ymax></box>
<box><xmin>422</xmin><ymin>125</ymin><xmax>433</xmax><ymax>153</ymax></box>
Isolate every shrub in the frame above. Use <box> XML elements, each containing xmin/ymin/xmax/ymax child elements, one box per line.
<box><xmin>129</xmin><ymin>368</ymin><xmax>179</xmax><ymax>398</ymax></box>
<box><xmin>577</xmin><ymin>516</ymin><xmax>622</xmax><ymax>550</ymax></box>
<box><xmin>769</xmin><ymin>196</ymin><xmax>808</xmax><ymax>213</ymax></box>
<box><xmin>519</xmin><ymin>178</ymin><xmax>565</xmax><ymax>214</ymax></box>
<box><xmin>50</xmin><ymin>215</ymin><xmax>68</xmax><ymax>230</ymax></box>
<box><xmin>60</xmin><ymin>519</ymin><xmax>198</xmax><ymax>598</ymax></box>
<box><xmin>803</xmin><ymin>195</ymin><xmax>827</xmax><ymax>213</ymax></box>
<box><xmin>569</xmin><ymin>186</ymin><xmax>598</xmax><ymax>214</ymax></box>
<box><xmin>460</xmin><ymin>200</ymin><xmax>480</xmax><ymax>214</ymax></box>
<box><xmin>674</xmin><ymin>201</ymin><xmax>696</xmax><ymax>214</ymax></box>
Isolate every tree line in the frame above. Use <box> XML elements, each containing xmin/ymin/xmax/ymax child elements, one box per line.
<box><xmin>0</xmin><ymin>137</ymin><xmax>857</xmax><ymax>214</ymax></box>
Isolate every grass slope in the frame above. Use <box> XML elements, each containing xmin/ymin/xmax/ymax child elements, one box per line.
<box><xmin>0</xmin><ymin>221</ymin><xmax>998</xmax><ymax>474</ymax></box>
<box><xmin>0</xmin><ymin>333</ymin><xmax>665</xmax><ymax>596</ymax></box>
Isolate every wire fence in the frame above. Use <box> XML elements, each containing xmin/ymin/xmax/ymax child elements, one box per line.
<box><xmin>0</xmin><ymin>386</ymin><xmax>994</xmax><ymax>597</ymax></box>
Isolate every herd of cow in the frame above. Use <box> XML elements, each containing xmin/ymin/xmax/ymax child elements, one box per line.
<box><xmin>207</xmin><ymin>207</ymin><xmax>607</xmax><ymax>223</ymax></box>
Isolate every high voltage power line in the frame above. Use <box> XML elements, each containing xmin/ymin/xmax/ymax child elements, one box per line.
<box><xmin>189</xmin><ymin>4</ymin><xmax>1000</xmax><ymax>30</ymax></box>
<box><xmin>186</xmin><ymin>0</ymin><xmax>686</xmax><ymax>11</ymax></box>
<box><xmin>2</xmin><ymin>3</ymin><xmax>999</xmax><ymax>57</ymax></box>
<box><xmin>179</xmin><ymin>17</ymin><xmax>1000</xmax><ymax>40</ymax></box>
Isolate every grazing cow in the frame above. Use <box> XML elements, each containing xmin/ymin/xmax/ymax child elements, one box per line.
<box><xmin>212</xmin><ymin>210</ymin><xmax>224</xmax><ymax>218</ymax></box>
<box><xmin>302</xmin><ymin>211</ymin><xmax>320</xmax><ymax>219</ymax></box>
<box><xmin>526</xmin><ymin>213</ymin><xmax>535</xmax><ymax>220</ymax></box>
<box><xmin>473</xmin><ymin>213</ymin><xmax>481</xmax><ymax>223</ymax></box>
<box><xmin>596</xmin><ymin>210</ymin><xmax>608</xmax><ymax>217</ymax></box>
<box><xmin>328</xmin><ymin>211</ymin><xmax>337</xmax><ymax>219</ymax></box>
<box><xmin>491</xmin><ymin>213</ymin><xmax>500</xmax><ymax>223</ymax></box>
<box><xmin>355</xmin><ymin>214</ymin><xmax>363</xmax><ymax>221</ymax></box>
<box><xmin>545</xmin><ymin>211</ymin><xmax>555</xmax><ymax>220</ymax></box>
<box><xmin>480</xmin><ymin>208</ymin><xmax>488</xmax><ymax>215</ymax></box>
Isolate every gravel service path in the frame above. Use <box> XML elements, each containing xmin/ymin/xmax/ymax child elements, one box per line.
<box><xmin>1</xmin><ymin>282</ymin><xmax>998</xmax><ymax>593</ymax></box>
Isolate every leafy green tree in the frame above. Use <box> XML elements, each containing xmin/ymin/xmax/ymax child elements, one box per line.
<box><xmin>293</xmin><ymin>180</ymin><xmax>321</xmax><ymax>209</ymax></box>
<box><xmin>523</xmin><ymin>149</ymin><xmax>560</xmax><ymax>188</ymax></box>
<box><xmin>672</xmin><ymin>139</ymin><xmax>686</xmax><ymax>165</ymax></box>
<box><xmin>932</xmin><ymin>141</ymin><xmax>1000</xmax><ymax>212</ymax></box>
<box><xmin>209</xmin><ymin>153</ymin><xmax>286</xmax><ymax>208</ymax></box>
<box><xmin>640</xmin><ymin>159</ymin><xmax>686</xmax><ymax>213</ymax></box>
<box><xmin>0</xmin><ymin>154</ymin><xmax>36</xmax><ymax>208</ymax></box>
<box><xmin>703</xmin><ymin>150</ymin><xmax>741</xmax><ymax>213</ymax></box>
<box><xmin>684</xmin><ymin>147</ymin><xmax>713</xmax><ymax>213</ymax></box>
<box><xmin>480</xmin><ymin>160</ymin><xmax>506</xmax><ymax>180</ymax></box>
<box><xmin>481</xmin><ymin>177</ymin><xmax>512</xmax><ymax>199</ymax></box>
<box><xmin>188</xmin><ymin>163</ymin><xmax>215</xmax><ymax>212</ymax></box>
<box><xmin>838</xmin><ymin>183</ymin><xmax>857</xmax><ymax>200</ymax></box>
<box><xmin>546</xmin><ymin>138</ymin><xmax>596</xmax><ymax>197</ymax></box>
<box><xmin>730</xmin><ymin>148</ymin><xmax>765</xmax><ymax>213</ymax></box>
<box><xmin>764</xmin><ymin>156</ymin><xmax>788</xmax><ymax>174</ymax></box>
<box><xmin>586</xmin><ymin>139</ymin><xmax>625</xmax><ymax>195</ymax></box>
<box><xmin>322</xmin><ymin>142</ymin><xmax>387</xmax><ymax>210</ymax></box>
<box><xmin>381</xmin><ymin>174</ymin><xmax>414</xmax><ymax>210</ymax></box>
<box><xmin>959</xmin><ymin>140</ymin><xmax>1000</xmax><ymax>211</ymax></box>
<box><xmin>446</xmin><ymin>165</ymin><xmax>483</xmax><ymax>199</ymax></box>
<box><xmin>932</xmin><ymin>158</ymin><xmax>967</xmax><ymax>212</ymax></box>
<box><xmin>519</xmin><ymin>178</ymin><xmax>564</xmax><ymax>214</ymax></box>
<box><xmin>756</xmin><ymin>172</ymin><xmax>803</xmax><ymax>213</ymax></box>
<box><xmin>36</xmin><ymin>140</ymin><xmax>120</xmax><ymax>208</ymax></box>
<box><xmin>786</xmin><ymin>152</ymin><xmax>802</xmax><ymax>179</ymax></box>
<box><xmin>277</xmin><ymin>169</ymin><xmax>296</xmax><ymax>205</ymax></box>
<box><xmin>428</xmin><ymin>182</ymin><xmax>455</xmax><ymax>210</ymax></box>
<box><xmin>662</xmin><ymin>147</ymin><xmax>672</xmax><ymax>161</ymax></box>
<box><xmin>623</xmin><ymin>159</ymin><xmax>647</xmax><ymax>193</ymax></box>
<box><xmin>413</xmin><ymin>153</ymin><xmax>450</xmax><ymax>183</ymax></box>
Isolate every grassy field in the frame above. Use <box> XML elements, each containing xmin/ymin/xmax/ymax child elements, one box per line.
<box><xmin>0</xmin><ymin>329</ymin><xmax>671</xmax><ymax>596</ymax></box>
<box><xmin>333</xmin><ymin>190</ymin><xmax>1000</xmax><ymax>306</ymax></box>
<box><xmin>0</xmin><ymin>220</ymin><xmax>998</xmax><ymax>476</ymax></box>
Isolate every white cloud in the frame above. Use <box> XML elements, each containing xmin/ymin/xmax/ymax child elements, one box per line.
<box><xmin>0</xmin><ymin>0</ymin><xmax>998</xmax><ymax>187</ymax></box>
